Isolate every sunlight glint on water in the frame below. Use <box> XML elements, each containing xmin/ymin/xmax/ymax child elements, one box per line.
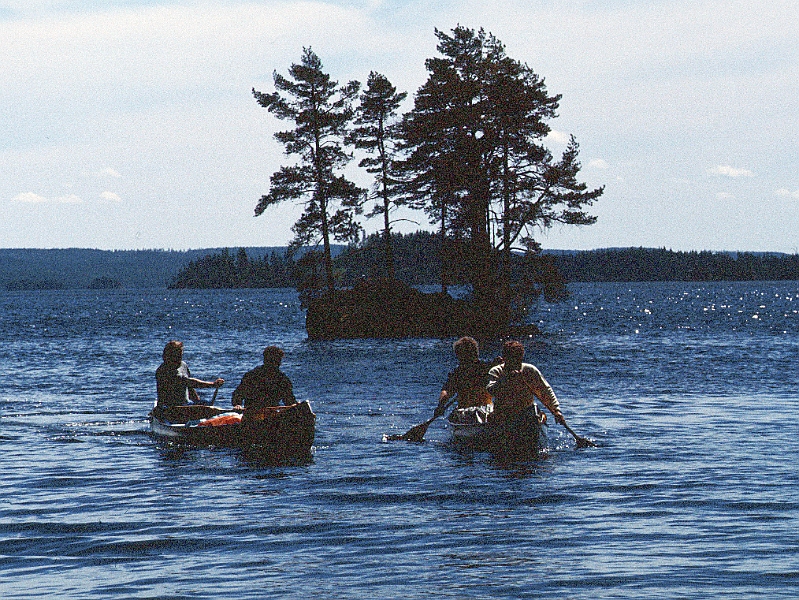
<box><xmin>1</xmin><ymin>282</ymin><xmax>798</xmax><ymax>599</ymax></box>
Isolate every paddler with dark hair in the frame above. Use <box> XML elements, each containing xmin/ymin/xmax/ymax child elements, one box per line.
<box><xmin>487</xmin><ymin>340</ymin><xmax>564</xmax><ymax>426</ymax></box>
<box><xmin>387</xmin><ymin>336</ymin><xmax>499</xmax><ymax>441</ymax></box>
<box><xmin>154</xmin><ymin>340</ymin><xmax>224</xmax><ymax>416</ymax></box>
<box><xmin>432</xmin><ymin>336</ymin><xmax>499</xmax><ymax>419</ymax></box>
<box><xmin>232</xmin><ymin>345</ymin><xmax>296</xmax><ymax>411</ymax></box>
<box><xmin>487</xmin><ymin>340</ymin><xmax>596</xmax><ymax>448</ymax></box>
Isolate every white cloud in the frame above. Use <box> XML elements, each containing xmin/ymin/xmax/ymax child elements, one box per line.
<box><xmin>588</xmin><ymin>158</ymin><xmax>609</xmax><ymax>170</ymax></box>
<box><xmin>12</xmin><ymin>192</ymin><xmax>83</xmax><ymax>204</ymax></box>
<box><xmin>100</xmin><ymin>190</ymin><xmax>122</xmax><ymax>202</ymax></box>
<box><xmin>98</xmin><ymin>167</ymin><xmax>121</xmax><ymax>178</ymax></box>
<box><xmin>716</xmin><ymin>192</ymin><xmax>735</xmax><ymax>200</ymax></box>
<box><xmin>546</xmin><ymin>130</ymin><xmax>571</xmax><ymax>145</ymax></box>
<box><xmin>776</xmin><ymin>188</ymin><xmax>799</xmax><ymax>199</ymax></box>
<box><xmin>12</xmin><ymin>192</ymin><xmax>48</xmax><ymax>203</ymax></box>
<box><xmin>708</xmin><ymin>165</ymin><xmax>754</xmax><ymax>178</ymax></box>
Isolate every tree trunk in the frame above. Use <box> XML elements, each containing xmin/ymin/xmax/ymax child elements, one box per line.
<box><xmin>381</xmin><ymin>146</ymin><xmax>395</xmax><ymax>280</ymax></box>
<box><xmin>319</xmin><ymin>196</ymin><xmax>335</xmax><ymax>295</ymax></box>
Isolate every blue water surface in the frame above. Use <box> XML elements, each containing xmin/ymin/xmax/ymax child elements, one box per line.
<box><xmin>1</xmin><ymin>282</ymin><xmax>798</xmax><ymax>599</ymax></box>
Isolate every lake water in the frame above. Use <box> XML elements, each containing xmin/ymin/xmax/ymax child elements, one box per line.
<box><xmin>1</xmin><ymin>282</ymin><xmax>798</xmax><ymax>599</ymax></box>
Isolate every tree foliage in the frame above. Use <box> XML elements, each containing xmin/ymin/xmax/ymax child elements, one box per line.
<box><xmin>349</xmin><ymin>72</ymin><xmax>408</xmax><ymax>279</ymax></box>
<box><xmin>168</xmin><ymin>248</ymin><xmax>296</xmax><ymax>288</ymax></box>
<box><xmin>252</xmin><ymin>48</ymin><xmax>364</xmax><ymax>295</ymax></box>
<box><xmin>399</xmin><ymin>26</ymin><xmax>604</xmax><ymax>327</ymax></box>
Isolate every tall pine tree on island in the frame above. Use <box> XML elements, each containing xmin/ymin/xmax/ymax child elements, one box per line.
<box><xmin>401</xmin><ymin>26</ymin><xmax>604</xmax><ymax>332</ymax></box>
<box><xmin>253</xmin><ymin>48</ymin><xmax>364</xmax><ymax>296</ymax></box>
<box><xmin>348</xmin><ymin>72</ymin><xmax>408</xmax><ymax>281</ymax></box>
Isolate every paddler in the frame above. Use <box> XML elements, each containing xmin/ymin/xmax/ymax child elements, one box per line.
<box><xmin>432</xmin><ymin>336</ymin><xmax>499</xmax><ymax>419</ymax></box>
<box><xmin>486</xmin><ymin>340</ymin><xmax>565</xmax><ymax>427</ymax></box>
<box><xmin>232</xmin><ymin>346</ymin><xmax>296</xmax><ymax>411</ymax></box>
<box><xmin>154</xmin><ymin>340</ymin><xmax>224</xmax><ymax>415</ymax></box>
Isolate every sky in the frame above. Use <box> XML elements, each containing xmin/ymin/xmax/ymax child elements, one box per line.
<box><xmin>2</xmin><ymin>0</ymin><xmax>798</xmax><ymax>252</ymax></box>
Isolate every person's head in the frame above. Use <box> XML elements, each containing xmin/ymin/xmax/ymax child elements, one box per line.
<box><xmin>162</xmin><ymin>340</ymin><xmax>184</xmax><ymax>366</ymax></box>
<box><xmin>262</xmin><ymin>346</ymin><xmax>285</xmax><ymax>368</ymax></box>
<box><xmin>502</xmin><ymin>340</ymin><xmax>525</xmax><ymax>368</ymax></box>
<box><xmin>453</xmin><ymin>336</ymin><xmax>479</xmax><ymax>363</ymax></box>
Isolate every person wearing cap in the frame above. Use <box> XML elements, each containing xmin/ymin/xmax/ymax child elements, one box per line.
<box><xmin>232</xmin><ymin>346</ymin><xmax>296</xmax><ymax>411</ymax></box>
<box><xmin>155</xmin><ymin>340</ymin><xmax>224</xmax><ymax>412</ymax></box>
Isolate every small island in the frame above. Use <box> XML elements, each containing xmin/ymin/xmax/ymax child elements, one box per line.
<box><xmin>303</xmin><ymin>278</ymin><xmax>540</xmax><ymax>341</ymax></box>
<box><xmin>247</xmin><ymin>26</ymin><xmax>602</xmax><ymax>340</ymax></box>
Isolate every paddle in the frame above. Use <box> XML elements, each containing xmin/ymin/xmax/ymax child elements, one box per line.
<box><xmin>386</xmin><ymin>397</ymin><xmax>456</xmax><ymax>442</ymax></box>
<box><xmin>560</xmin><ymin>419</ymin><xmax>597</xmax><ymax>448</ymax></box>
<box><xmin>518</xmin><ymin>379</ymin><xmax>597</xmax><ymax>448</ymax></box>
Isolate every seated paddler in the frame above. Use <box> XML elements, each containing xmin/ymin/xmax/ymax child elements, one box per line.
<box><xmin>433</xmin><ymin>336</ymin><xmax>498</xmax><ymax>421</ymax></box>
<box><xmin>232</xmin><ymin>346</ymin><xmax>296</xmax><ymax>413</ymax></box>
<box><xmin>487</xmin><ymin>340</ymin><xmax>565</xmax><ymax>427</ymax></box>
<box><xmin>154</xmin><ymin>340</ymin><xmax>224</xmax><ymax>419</ymax></box>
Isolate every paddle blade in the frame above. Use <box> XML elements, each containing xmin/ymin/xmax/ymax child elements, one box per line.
<box><xmin>385</xmin><ymin>419</ymin><xmax>432</xmax><ymax>442</ymax></box>
<box><xmin>562</xmin><ymin>422</ymin><xmax>598</xmax><ymax>449</ymax></box>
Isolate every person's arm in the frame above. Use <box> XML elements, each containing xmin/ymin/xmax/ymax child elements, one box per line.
<box><xmin>522</xmin><ymin>366</ymin><xmax>564</xmax><ymax>424</ymax></box>
<box><xmin>187</xmin><ymin>377</ymin><xmax>223</xmax><ymax>404</ymax></box>
<box><xmin>435</xmin><ymin>368</ymin><xmax>461</xmax><ymax>416</ymax></box>
<box><xmin>231</xmin><ymin>382</ymin><xmax>244</xmax><ymax>407</ymax></box>
<box><xmin>182</xmin><ymin>362</ymin><xmax>223</xmax><ymax>390</ymax></box>
<box><xmin>433</xmin><ymin>389</ymin><xmax>451</xmax><ymax>418</ymax></box>
<box><xmin>188</xmin><ymin>376</ymin><xmax>224</xmax><ymax>389</ymax></box>
<box><xmin>486</xmin><ymin>364</ymin><xmax>508</xmax><ymax>397</ymax></box>
<box><xmin>232</xmin><ymin>369</ymin><xmax>257</xmax><ymax>407</ymax></box>
<box><xmin>282</xmin><ymin>376</ymin><xmax>296</xmax><ymax>405</ymax></box>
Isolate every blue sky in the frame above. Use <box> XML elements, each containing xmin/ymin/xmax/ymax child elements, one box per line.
<box><xmin>2</xmin><ymin>0</ymin><xmax>798</xmax><ymax>251</ymax></box>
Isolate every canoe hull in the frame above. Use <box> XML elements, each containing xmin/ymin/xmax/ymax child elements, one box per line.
<box><xmin>149</xmin><ymin>401</ymin><xmax>316</xmax><ymax>455</ymax></box>
<box><xmin>448</xmin><ymin>404</ymin><xmax>547</xmax><ymax>458</ymax></box>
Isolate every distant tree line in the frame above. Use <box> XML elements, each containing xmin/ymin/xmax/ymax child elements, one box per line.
<box><xmin>0</xmin><ymin>247</ymin><xmax>290</xmax><ymax>290</ymax></box>
<box><xmin>169</xmin><ymin>249</ymin><xmax>297</xmax><ymax>288</ymax></box>
<box><xmin>552</xmin><ymin>247</ymin><xmax>799</xmax><ymax>282</ymax></box>
<box><xmin>166</xmin><ymin>235</ymin><xmax>799</xmax><ymax>290</ymax></box>
<box><xmin>0</xmin><ymin>248</ymin><xmax>195</xmax><ymax>290</ymax></box>
<box><xmin>4</xmin><ymin>243</ymin><xmax>797</xmax><ymax>292</ymax></box>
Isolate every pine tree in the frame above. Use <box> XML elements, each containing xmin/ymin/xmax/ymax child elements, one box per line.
<box><xmin>349</xmin><ymin>72</ymin><xmax>408</xmax><ymax>280</ymax></box>
<box><xmin>401</xmin><ymin>26</ymin><xmax>604</xmax><ymax>330</ymax></box>
<box><xmin>253</xmin><ymin>48</ymin><xmax>364</xmax><ymax>294</ymax></box>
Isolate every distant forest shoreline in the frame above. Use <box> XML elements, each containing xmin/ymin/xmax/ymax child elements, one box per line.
<box><xmin>2</xmin><ymin>233</ymin><xmax>799</xmax><ymax>291</ymax></box>
<box><xmin>0</xmin><ymin>247</ymin><xmax>289</xmax><ymax>290</ymax></box>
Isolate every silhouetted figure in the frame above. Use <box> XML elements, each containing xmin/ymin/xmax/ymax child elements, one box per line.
<box><xmin>232</xmin><ymin>346</ymin><xmax>296</xmax><ymax>411</ymax></box>
<box><xmin>433</xmin><ymin>336</ymin><xmax>498</xmax><ymax>419</ymax></box>
<box><xmin>155</xmin><ymin>341</ymin><xmax>224</xmax><ymax>414</ymax></box>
